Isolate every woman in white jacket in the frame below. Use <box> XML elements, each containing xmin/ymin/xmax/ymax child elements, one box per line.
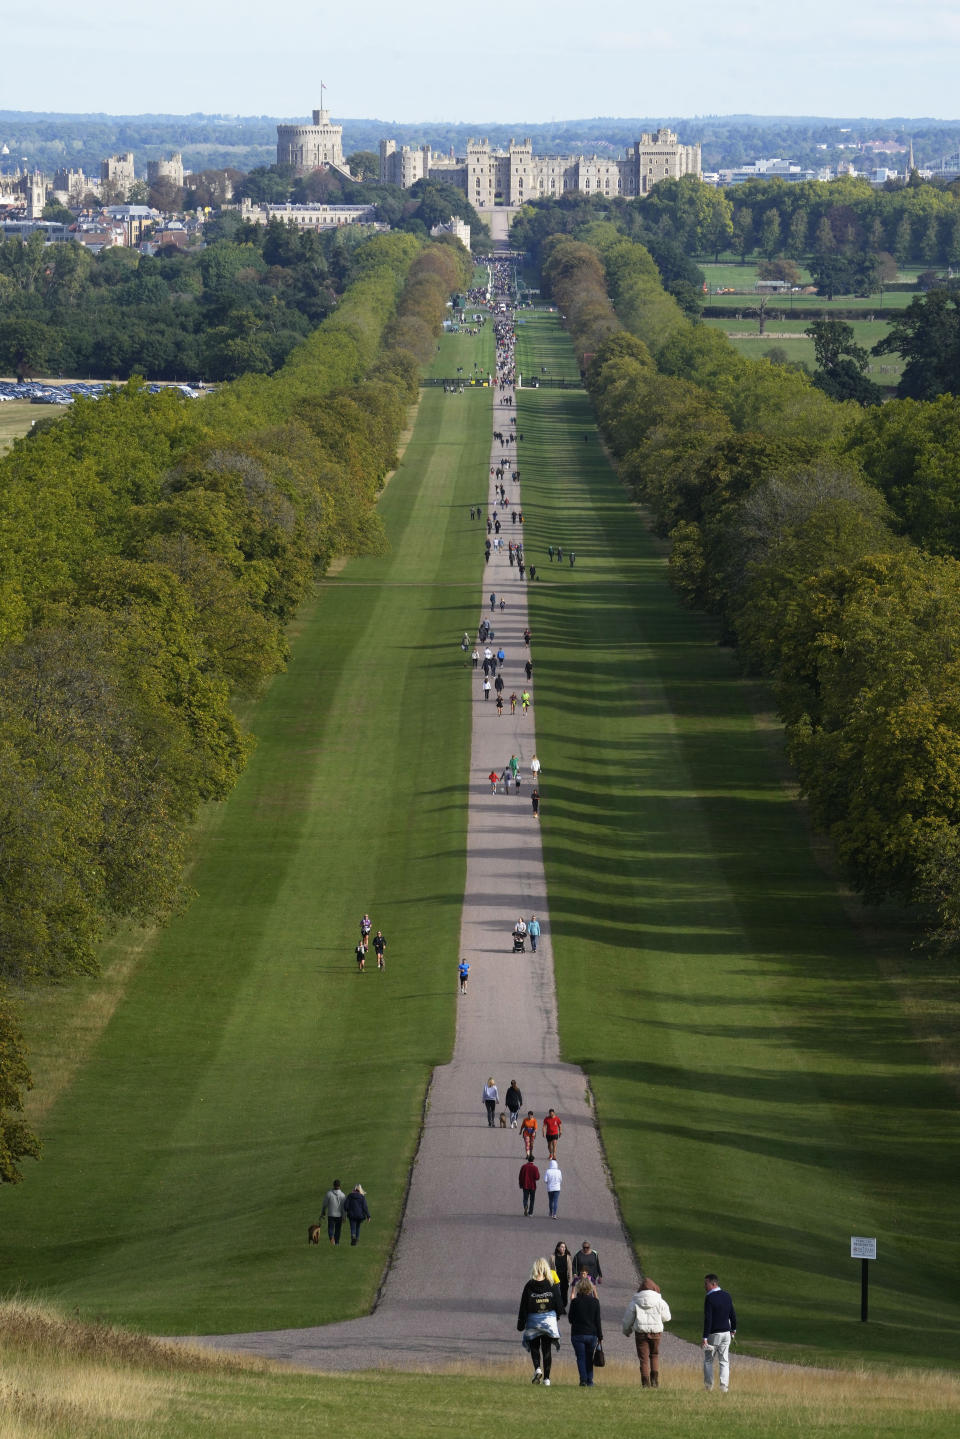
<box><xmin>621</xmin><ymin>1278</ymin><xmax>672</xmax><ymax>1388</ymax></box>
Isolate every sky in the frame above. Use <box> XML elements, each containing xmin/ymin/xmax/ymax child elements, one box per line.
<box><xmin>3</xmin><ymin>0</ymin><xmax>959</xmax><ymax>122</ymax></box>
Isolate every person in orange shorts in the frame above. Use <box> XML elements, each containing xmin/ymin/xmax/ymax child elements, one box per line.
<box><xmin>520</xmin><ymin>1110</ymin><xmax>538</xmax><ymax>1158</ymax></box>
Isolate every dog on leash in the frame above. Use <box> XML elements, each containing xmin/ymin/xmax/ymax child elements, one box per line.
<box><xmin>499</xmin><ymin>1111</ymin><xmax>507</xmax><ymax>1128</ymax></box>
<box><xmin>308</xmin><ymin>1223</ymin><xmax>322</xmax><ymax>1245</ymax></box>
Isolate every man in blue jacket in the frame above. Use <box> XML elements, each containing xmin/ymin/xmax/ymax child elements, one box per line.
<box><xmin>702</xmin><ymin>1273</ymin><xmax>737</xmax><ymax>1392</ymax></box>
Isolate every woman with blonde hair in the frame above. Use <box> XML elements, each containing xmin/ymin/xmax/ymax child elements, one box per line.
<box><xmin>516</xmin><ymin>1257</ymin><xmax>562</xmax><ymax>1385</ymax></box>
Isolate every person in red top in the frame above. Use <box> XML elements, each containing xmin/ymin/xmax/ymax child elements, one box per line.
<box><xmin>519</xmin><ymin>1158</ymin><xmax>540</xmax><ymax>1215</ymax></box>
<box><xmin>520</xmin><ymin>1111</ymin><xmax>538</xmax><ymax>1158</ymax></box>
<box><xmin>543</xmin><ymin>1108</ymin><xmax>563</xmax><ymax>1159</ymax></box>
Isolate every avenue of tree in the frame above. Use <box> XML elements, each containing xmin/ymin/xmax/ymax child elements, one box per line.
<box><xmin>0</xmin><ymin>230</ymin><xmax>472</xmax><ymax>1182</ymax></box>
<box><xmin>528</xmin><ymin>209</ymin><xmax>960</xmax><ymax>948</ymax></box>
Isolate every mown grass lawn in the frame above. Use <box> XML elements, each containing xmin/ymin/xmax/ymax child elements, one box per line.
<box><xmin>515</xmin><ymin>309</ymin><xmax>582</xmax><ymax>383</ymax></box>
<box><xmin>515</xmin><ymin>312</ymin><xmax>960</xmax><ymax>1372</ymax></box>
<box><xmin>0</xmin><ymin>399</ymin><xmax>67</xmax><ymax>453</ymax></box>
<box><xmin>2</xmin><ymin>386</ymin><xmax>489</xmax><ymax>1334</ymax></box>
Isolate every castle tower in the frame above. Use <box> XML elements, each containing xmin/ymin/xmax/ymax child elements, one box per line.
<box><xmin>277</xmin><ymin>107</ymin><xmax>347</xmax><ymax>174</ymax></box>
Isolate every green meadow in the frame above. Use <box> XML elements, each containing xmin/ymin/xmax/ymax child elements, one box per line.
<box><xmin>2</xmin><ymin>385</ymin><xmax>489</xmax><ymax>1333</ymax></box>
<box><xmin>516</xmin><ymin>313</ymin><xmax>960</xmax><ymax>1371</ymax></box>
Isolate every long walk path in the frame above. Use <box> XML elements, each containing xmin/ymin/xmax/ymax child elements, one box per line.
<box><xmin>196</xmin><ymin>285</ymin><xmax>692</xmax><ymax>1376</ymax></box>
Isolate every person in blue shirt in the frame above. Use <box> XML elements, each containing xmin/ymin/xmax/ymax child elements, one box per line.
<box><xmin>702</xmin><ymin>1274</ymin><xmax>737</xmax><ymax>1392</ymax></box>
<box><xmin>458</xmin><ymin>959</ymin><xmax>470</xmax><ymax>994</ymax></box>
<box><xmin>527</xmin><ymin>915</ymin><xmax>541</xmax><ymax>952</ymax></box>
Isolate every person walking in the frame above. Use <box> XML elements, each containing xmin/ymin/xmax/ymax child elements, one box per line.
<box><xmin>622</xmin><ymin>1277</ymin><xmax>672</xmax><ymax>1388</ymax></box>
<box><xmin>497</xmin><ymin>646</ymin><xmax>506</xmax><ymax>668</ymax></box>
<box><xmin>568</xmin><ymin>1277</ymin><xmax>604</xmax><ymax>1387</ymax></box>
<box><xmin>544</xmin><ymin>1158</ymin><xmax>563</xmax><ymax>1218</ymax></box>
<box><xmin>531</xmin><ymin>787</ymin><xmax>540</xmax><ymax>820</ymax></box>
<box><xmin>490</xmin><ymin>592</ymin><xmax>496</xmax><ymax>611</ymax></box>
<box><xmin>320</xmin><ymin>1180</ymin><xmax>348</xmax><ymax>1246</ymax></box>
<box><xmin>531</xmin><ymin>753</ymin><xmax>541</xmax><ymax>781</ymax></box>
<box><xmin>458</xmin><ymin>958</ymin><xmax>470</xmax><ymax>994</ymax></box>
<box><xmin>482</xmin><ymin>1077</ymin><xmax>500</xmax><ymax>1128</ymax></box>
<box><xmin>543</xmin><ymin>1108</ymin><xmax>562</xmax><ymax>1158</ymax></box>
<box><xmin>472</xmin><ymin>648</ymin><xmax>480</xmax><ymax>669</ymax></box>
<box><xmin>505</xmin><ymin>1079</ymin><xmax>523</xmax><ymax>1128</ymax></box>
<box><xmin>548</xmin><ymin>546</ymin><xmax>554</xmax><ymax>562</ymax></box>
<box><xmin>344</xmin><ymin>1184</ymin><xmax>370</xmax><ymax>1246</ymax></box>
<box><xmin>517</xmin><ymin>1257</ymin><xmax>562</xmax><ymax>1386</ymax></box>
<box><xmin>515</xmin><ymin>772</ymin><xmax>523</xmax><ymax>797</ymax></box>
<box><xmin>519</xmin><ymin>1157</ymin><xmax>540</xmax><ymax>1215</ymax></box>
<box><xmin>509</xmin><ymin>754</ymin><xmax>520</xmax><ymax>779</ymax></box>
<box><xmin>494</xmin><ymin>673</ymin><xmax>504</xmax><ymax>697</ymax></box>
<box><xmin>372</xmin><ymin>930</ymin><xmax>386</xmax><ymax>970</ymax></box>
<box><xmin>524</xmin><ymin>659</ymin><xmax>533</xmax><ymax>681</ymax></box>
<box><xmin>482</xmin><ymin>678</ymin><xmax>491</xmax><ymax>702</ymax></box>
<box><xmin>573</xmin><ymin>1240</ymin><xmax>602</xmax><ymax>1289</ymax></box>
<box><xmin>569</xmin><ymin>551</ymin><xmax>576</xmax><ymax>567</ymax></box>
<box><xmin>521</xmin><ymin>690</ymin><xmax>531</xmax><ymax>715</ymax></box>
<box><xmin>527</xmin><ymin>915</ymin><xmax>541</xmax><ymax>952</ymax></box>
<box><xmin>703</xmin><ymin>1274</ymin><xmax>737</xmax><ymax>1392</ymax></box>
<box><xmin>520</xmin><ymin>1110</ymin><xmax>538</xmax><ymax>1158</ymax></box>
<box><xmin>488</xmin><ymin>769</ymin><xmax>499</xmax><ymax>793</ymax></box>
<box><xmin>553</xmin><ymin>1241</ymin><xmax>573</xmax><ymax>1313</ymax></box>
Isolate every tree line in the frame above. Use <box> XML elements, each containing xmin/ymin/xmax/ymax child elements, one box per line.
<box><xmin>0</xmin><ymin>220</ymin><xmax>363</xmax><ymax>383</ymax></box>
<box><xmin>0</xmin><ymin>231</ymin><xmax>472</xmax><ymax>1182</ymax></box>
<box><xmin>540</xmin><ymin>223</ymin><xmax>960</xmax><ymax>953</ymax></box>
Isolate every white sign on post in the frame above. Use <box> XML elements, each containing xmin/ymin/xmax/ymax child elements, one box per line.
<box><xmin>851</xmin><ymin>1236</ymin><xmax>877</xmax><ymax>1259</ymax></box>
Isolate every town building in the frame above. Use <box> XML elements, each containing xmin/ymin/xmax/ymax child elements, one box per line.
<box><xmin>101</xmin><ymin>152</ymin><xmax>135</xmax><ymax>198</ymax></box>
<box><xmin>147</xmin><ymin>153</ymin><xmax>184</xmax><ymax>189</ymax></box>
<box><xmin>430</xmin><ymin>215</ymin><xmax>471</xmax><ymax>248</ymax></box>
<box><xmin>236</xmin><ymin>198</ymin><xmax>376</xmax><ymax>230</ymax></box>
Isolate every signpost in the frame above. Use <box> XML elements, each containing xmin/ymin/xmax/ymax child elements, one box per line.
<box><xmin>851</xmin><ymin>1236</ymin><xmax>877</xmax><ymax>1321</ymax></box>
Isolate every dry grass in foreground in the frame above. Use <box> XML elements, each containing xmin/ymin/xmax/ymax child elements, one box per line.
<box><xmin>2</xmin><ymin>1300</ymin><xmax>959</xmax><ymax>1439</ymax></box>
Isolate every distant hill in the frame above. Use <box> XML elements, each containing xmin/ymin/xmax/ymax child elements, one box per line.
<box><xmin>1</xmin><ymin>111</ymin><xmax>959</xmax><ymax>178</ymax></box>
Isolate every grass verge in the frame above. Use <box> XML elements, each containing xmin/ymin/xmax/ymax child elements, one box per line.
<box><xmin>2</xmin><ymin>386</ymin><xmax>489</xmax><ymax>1334</ymax></box>
<box><xmin>515</xmin><ymin>313</ymin><xmax>960</xmax><ymax>1372</ymax></box>
<box><xmin>2</xmin><ymin>1299</ymin><xmax>959</xmax><ymax>1439</ymax></box>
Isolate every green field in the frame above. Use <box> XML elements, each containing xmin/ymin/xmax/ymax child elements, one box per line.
<box><xmin>702</xmin><ymin>317</ymin><xmax>904</xmax><ymax>382</ymax></box>
<box><xmin>701</xmin><ymin>261</ymin><xmax>925</xmax><ymax>308</ymax></box>
<box><xmin>514</xmin><ymin>312</ymin><xmax>960</xmax><ymax>1370</ymax></box>
<box><xmin>0</xmin><ymin>399</ymin><xmax>67</xmax><ymax>453</ymax></box>
<box><xmin>426</xmin><ymin>311</ymin><xmax>495</xmax><ymax>379</ymax></box>
<box><xmin>2</xmin><ymin>386</ymin><xmax>489</xmax><ymax>1333</ymax></box>
<box><xmin>514</xmin><ymin>309</ymin><xmax>582</xmax><ymax>383</ymax></box>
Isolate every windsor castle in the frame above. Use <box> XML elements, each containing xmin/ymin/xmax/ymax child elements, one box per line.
<box><xmin>277</xmin><ymin>109</ymin><xmax>701</xmax><ymax>205</ymax></box>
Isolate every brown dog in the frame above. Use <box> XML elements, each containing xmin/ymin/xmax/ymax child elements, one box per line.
<box><xmin>499</xmin><ymin>1111</ymin><xmax>507</xmax><ymax>1128</ymax></box>
<box><xmin>308</xmin><ymin>1223</ymin><xmax>322</xmax><ymax>1245</ymax></box>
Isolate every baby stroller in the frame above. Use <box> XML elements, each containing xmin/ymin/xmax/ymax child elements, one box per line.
<box><xmin>512</xmin><ymin>927</ymin><xmax>527</xmax><ymax>953</ymax></box>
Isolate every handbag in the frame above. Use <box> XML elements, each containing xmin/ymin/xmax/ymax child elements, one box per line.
<box><xmin>593</xmin><ymin>1341</ymin><xmax>605</xmax><ymax>1368</ymax></box>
